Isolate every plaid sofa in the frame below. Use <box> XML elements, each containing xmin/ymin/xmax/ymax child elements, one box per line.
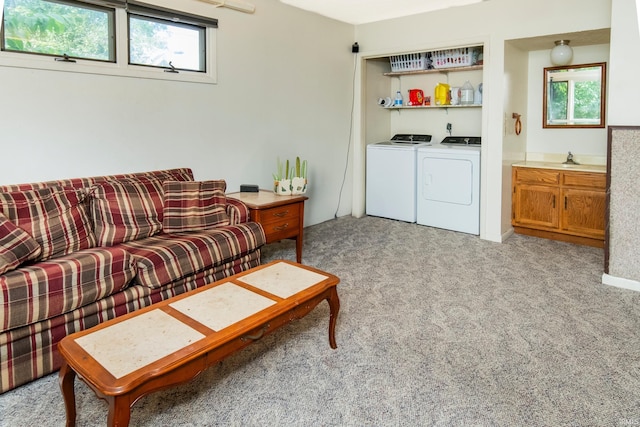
<box><xmin>0</xmin><ymin>168</ymin><xmax>266</xmax><ymax>393</ymax></box>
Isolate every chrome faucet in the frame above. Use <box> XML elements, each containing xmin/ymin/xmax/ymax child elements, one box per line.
<box><xmin>563</xmin><ymin>151</ymin><xmax>580</xmax><ymax>165</ymax></box>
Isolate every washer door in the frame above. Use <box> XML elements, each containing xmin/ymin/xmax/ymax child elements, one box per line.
<box><xmin>422</xmin><ymin>156</ymin><xmax>474</xmax><ymax>205</ymax></box>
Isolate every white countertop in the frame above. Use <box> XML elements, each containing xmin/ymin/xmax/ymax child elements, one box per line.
<box><xmin>512</xmin><ymin>161</ymin><xmax>606</xmax><ymax>173</ymax></box>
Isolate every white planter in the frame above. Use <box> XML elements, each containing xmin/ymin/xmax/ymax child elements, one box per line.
<box><xmin>291</xmin><ymin>177</ymin><xmax>307</xmax><ymax>195</ymax></box>
<box><xmin>274</xmin><ymin>179</ymin><xmax>291</xmax><ymax>195</ymax></box>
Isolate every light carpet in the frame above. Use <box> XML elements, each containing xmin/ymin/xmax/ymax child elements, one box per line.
<box><xmin>1</xmin><ymin>216</ymin><xmax>639</xmax><ymax>426</ymax></box>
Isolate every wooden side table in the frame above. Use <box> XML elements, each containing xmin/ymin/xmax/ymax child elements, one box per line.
<box><xmin>228</xmin><ymin>190</ymin><xmax>308</xmax><ymax>263</ymax></box>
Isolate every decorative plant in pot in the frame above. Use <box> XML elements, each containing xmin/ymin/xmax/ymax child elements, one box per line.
<box><xmin>273</xmin><ymin>157</ymin><xmax>307</xmax><ymax>195</ymax></box>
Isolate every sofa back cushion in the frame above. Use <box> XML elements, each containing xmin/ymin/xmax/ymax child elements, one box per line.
<box><xmin>90</xmin><ymin>177</ymin><xmax>166</xmax><ymax>247</ymax></box>
<box><xmin>0</xmin><ymin>212</ymin><xmax>42</xmax><ymax>275</ymax></box>
<box><xmin>162</xmin><ymin>180</ymin><xmax>230</xmax><ymax>233</ymax></box>
<box><xmin>0</xmin><ymin>188</ymin><xmax>96</xmax><ymax>260</ymax></box>
<box><xmin>0</xmin><ymin>168</ymin><xmax>194</xmax><ymax>193</ymax></box>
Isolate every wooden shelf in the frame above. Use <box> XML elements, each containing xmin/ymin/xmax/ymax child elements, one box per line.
<box><xmin>383</xmin><ymin>64</ymin><xmax>483</xmax><ymax>77</ymax></box>
<box><xmin>383</xmin><ymin>104</ymin><xmax>482</xmax><ymax>110</ymax></box>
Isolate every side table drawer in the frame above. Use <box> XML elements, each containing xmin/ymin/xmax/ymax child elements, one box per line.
<box><xmin>258</xmin><ymin>205</ymin><xmax>300</xmax><ymax>226</ymax></box>
<box><xmin>253</xmin><ymin>205</ymin><xmax>300</xmax><ymax>242</ymax></box>
<box><xmin>226</xmin><ymin>191</ymin><xmax>307</xmax><ymax>263</ymax></box>
<box><xmin>262</xmin><ymin>219</ymin><xmax>298</xmax><ymax>241</ymax></box>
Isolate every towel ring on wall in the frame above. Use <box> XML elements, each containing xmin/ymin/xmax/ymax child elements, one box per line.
<box><xmin>512</xmin><ymin>113</ymin><xmax>522</xmax><ymax>135</ymax></box>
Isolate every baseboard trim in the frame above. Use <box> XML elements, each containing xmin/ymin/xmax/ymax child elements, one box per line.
<box><xmin>602</xmin><ymin>273</ymin><xmax>640</xmax><ymax>293</ymax></box>
<box><xmin>513</xmin><ymin>226</ymin><xmax>604</xmax><ymax>248</ymax></box>
<box><xmin>501</xmin><ymin>228</ymin><xmax>514</xmax><ymax>242</ymax></box>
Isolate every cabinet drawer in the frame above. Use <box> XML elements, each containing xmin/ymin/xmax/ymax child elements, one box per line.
<box><xmin>255</xmin><ymin>205</ymin><xmax>300</xmax><ymax>226</ymax></box>
<box><xmin>514</xmin><ymin>167</ymin><xmax>560</xmax><ymax>185</ymax></box>
<box><xmin>562</xmin><ymin>171</ymin><xmax>606</xmax><ymax>189</ymax></box>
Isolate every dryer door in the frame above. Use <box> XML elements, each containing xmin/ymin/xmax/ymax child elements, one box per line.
<box><xmin>417</xmin><ymin>150</ymin><xmax>480</xmax><ymax>235</ymax></box>
<box><xmin>422</xmin><ymin>156</ymin><xmax>473</xmax><ymax>205</ymax></box>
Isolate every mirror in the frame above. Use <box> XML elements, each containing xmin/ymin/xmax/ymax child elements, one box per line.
<box><xmin>543</xmin><ymin>62</ymin><xmax>606</xmax><ymax>128</ymax></box>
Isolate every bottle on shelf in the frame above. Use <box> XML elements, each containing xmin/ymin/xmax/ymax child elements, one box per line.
<box><xmin>474</xmin><ymin>83</ymin><xmax>483</xmax><ymax>105</ymax></box>
<box><xmin>394</xmin><ymin>90</ymin><xmax>403</xmax><ymax>106</ymax></box>
<box><xmin>461</xmin><ymin>80</ymin><xmax>474</xmax><ymax>105</ymax></box>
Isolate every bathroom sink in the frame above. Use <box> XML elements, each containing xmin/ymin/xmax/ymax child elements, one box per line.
<box><xmin>531</xmin><ymin>162</ymin><xmax>577</xmax><ymax>169</ymax></box>
<box><xmin>513</xmin><ymin>161</ymin><xmax>606</xmax><ymax>173</ymax></box>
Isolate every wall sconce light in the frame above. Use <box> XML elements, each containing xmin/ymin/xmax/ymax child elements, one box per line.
<box><xmin>550</xmin><ymin>40</ymin><xmax>573</xmax><ymax>66</ymax></box>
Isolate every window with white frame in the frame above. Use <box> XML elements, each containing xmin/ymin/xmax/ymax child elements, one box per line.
<box><xmin>0</xmin><ymin>0</ymin><xmax>217</xmax><ymax>83</ymax></box>
<box><xmin>2</xmin><ymin>0</ymin><xmax>115</xmax><ymax>61</ymax></box>
<box><xmin>547</xmin><ymin>67</ymin><xmax>602</xmax><ymax>125</ymax></box>
<box><xmin>129</xmin><ymin>13</ymin><xmax>206</xmax><ymax>72</ymax></box>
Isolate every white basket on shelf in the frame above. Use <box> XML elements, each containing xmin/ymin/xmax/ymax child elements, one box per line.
<box><xmin>431</xmin><ymin>47</ymin><xmax>477</xmax><ymax>69</ymax></box>
<box><xmin>389</xmin><ymin>53</ymin><xmax>428</xmax><ymax>72</ymax></box>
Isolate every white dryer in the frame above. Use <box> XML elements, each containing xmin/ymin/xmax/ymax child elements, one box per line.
<box><xmin>416</xmin><ymin>137</ymin><xmax>481</xmax><ymax>235</ymax></box>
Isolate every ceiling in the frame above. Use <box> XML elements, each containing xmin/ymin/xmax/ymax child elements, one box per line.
<box><xmin>508</xmin><ymin>29</ymin><xmax>611</xmax><ymax>51</ymax></box>
<box><xmin>279</xmin><ymin>0</ymin><xmax>485</xmax><ymax>25</ymax></box>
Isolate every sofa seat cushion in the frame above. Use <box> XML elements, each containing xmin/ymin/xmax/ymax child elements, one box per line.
<box><xmin>0</xmin><ymin>187</ymin><xmax>96</xmax><ymax>260</ymax></box>
<box><xmin>162</xmin><ymin>180</ymin><xmax>230</xmax><ymax>233</ymax></box>
<box><xmin>0</xmin><ymin>212</ymin><xmax>42</xmax><ymax>275</ymax></box>
<box><xmin>0</xmin><ymin>247</ymin><xmax>136</xmax><ymax>332</ymax></box>
<box><xmin>120</xmin><ymin>222</ymin><xmax>266</xmax><ymax>289</ymax></box>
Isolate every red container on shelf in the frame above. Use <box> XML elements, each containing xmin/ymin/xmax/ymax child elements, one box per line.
<box><xmin>408</xmin><ymin>89</ymin><xmax>424</xmax><ymax>106</ymax></box>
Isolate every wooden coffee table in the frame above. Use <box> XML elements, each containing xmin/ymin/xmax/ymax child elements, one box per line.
<box><xmin>58</xmin><ymin>260</ymin><xmax>340</xmax><ymax>427</ymax></box>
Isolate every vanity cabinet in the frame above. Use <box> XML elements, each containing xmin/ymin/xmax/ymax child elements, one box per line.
<box><xmin>512</xmin><ymin>166</ymin><xmax>606</xmax><ymax>248</ymax></box>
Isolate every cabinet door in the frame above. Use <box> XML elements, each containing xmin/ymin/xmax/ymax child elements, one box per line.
<box><xmin>513</xmin><ymin>184</ymin><xmax>559</xmax><ymax>229</ymax></box>
<box><xmin>561</xmin><ymin>188</ymin><xmax>606</xmax><ymax>239</ymax></box>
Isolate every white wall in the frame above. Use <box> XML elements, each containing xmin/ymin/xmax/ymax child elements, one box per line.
<box><xmin>3</xmin><ymin>0</ymin><xmax>632</xmax><ymax>241</ymax></box>
<box><xmin>609</xmin><ymin>0</ymin><xmax>640</xmax><ymax>126</ymax></box>
<box><xmin>353</xmin><ymin>0</ymin><xmax>612</xmax><ymax>242</ymax></box>
<box><xmin>603</xmin><ymin>0</ymin><xmax>640</xmax><ymax>290</ymax></box>
<box><xmin>502</xmin><ymin>42</ymin><xmax>529</xmax><ymax>236</ymax></box>
<box><xmin>0</xmin><ymin>0</ymin><xmax>355</xmax><ymax>227</ymax></box>
<box><xmin>387</xmin><ymin>68</ymin><xmax>483</xmax><ymax>142</ymax></box>
<box><xmin>525</xmin><ymin>44</ymin><xmax>610</xmax><ymax>163</ymax></box>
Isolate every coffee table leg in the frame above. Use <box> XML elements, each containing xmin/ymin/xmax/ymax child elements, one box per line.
<box><xmin>107</xmin><ymin>396</ymin><xmax>132</xmax><ymax>427</ymax></box>
<box><xmin>327</xmin><ymin>287</ymin><xmax>340</xmax><ymax>349</ymax></box>
<box><xmin>59</xmin><ymin>362</ymin><xmax>77</xmax><ymax>427</ymax></box>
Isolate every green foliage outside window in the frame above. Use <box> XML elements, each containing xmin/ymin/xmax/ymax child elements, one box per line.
<box><xmin>2</xmin><ymin>0</ymin><xmax>113</xmax><ymax>61</ymax></box>
<box><xmin>129</xmin><ymin>15</ymin><xmax>205</xmax><ymax>72</ymax></box>
<box><xmin>2</xmin><ymin>0</ymin><xmax>204</xmax><ymax>71</ymax></box>
<box><xmin>547</xmin><ymin>69</ymin><xmax>601</xmax><ymax>124</ymax></box>
<box><xmin>574</xmin><ymin>80</ymin><xmax>601</xmax><ymax>120</ymax></box>
<box><xmin>549</xmin><ymin>81</ymin><xmax>568</xmax><ymax>121</ymax></box>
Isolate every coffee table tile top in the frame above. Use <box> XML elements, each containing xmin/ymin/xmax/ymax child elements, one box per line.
<box><xmin>170</xmin><ymin>282</ymin><xmax>276</xmax><ymax>331</ymax></box>
<box><xmin>237</xmin><ymin>262</ymin><xmax>329</xmax><ymax>298</ymax></box>
<box><xmin>75</xmin><ymin>310</ymin><xmax>205</xmax><ymax>379</ymax></box>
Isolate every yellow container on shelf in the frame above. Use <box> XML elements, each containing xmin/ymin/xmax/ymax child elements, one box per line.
<box><xmin>435</xmin><ymin>83</ymin><xmax>450</xmax><ymax>105</ymax></box>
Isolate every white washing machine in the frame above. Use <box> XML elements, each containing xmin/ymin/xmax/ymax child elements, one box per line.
<box><xmin>366</xmin><ymin>134</ymin><xmax>432</xmax><ymax>222</ymax></box>
<box><xmin>416</xmin><ymin>137</ymin><xmax>481</xmax><ymax>234</ymax></box>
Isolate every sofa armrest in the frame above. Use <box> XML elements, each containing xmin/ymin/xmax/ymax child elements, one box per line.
<box><xmin>226</xmin><ymin>198</ymin><xmax>250</xmax><ymax>224</ymax></box>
